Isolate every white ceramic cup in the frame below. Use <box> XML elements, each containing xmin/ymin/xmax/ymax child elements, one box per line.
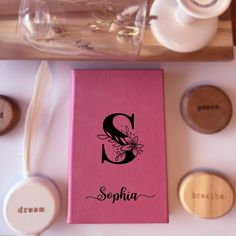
<box><xmin>176</xmin><ymin>0</ymin><xmax>232</xmax><ymax>24</ymax></box>
<box><xmin>150</xmin><ymin>0</ymin><xmax>231</xmax><ymax>52</ymax></box>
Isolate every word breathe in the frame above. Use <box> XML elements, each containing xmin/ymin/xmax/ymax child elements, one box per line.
<box><xmin>192</xmin><ymin>192</ymin><xmax>225</xmax><ymax>200</ymax></box>
<box><xmin>18</xmin><ymin>206</ymin><xmax>45</xmax><ymax>214</ymax></box>
<box><xmin>86</xmin><ymin>186</ymin><xmax>155</xmax><ymax>204</ymax></box>
<box><xmin>197</xmin><ymin>104</ymin><xmax>220</xmax><ymax>112</ymax></box>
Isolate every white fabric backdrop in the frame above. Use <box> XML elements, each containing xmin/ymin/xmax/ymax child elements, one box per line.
<box><xmin>0</xmin><ymin>56</ymin><xmax>236</xmax><ymax>235</ymax></box>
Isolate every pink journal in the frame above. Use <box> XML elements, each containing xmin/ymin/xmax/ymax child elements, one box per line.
<box><xmin>67</xmin><ymin>70</ymin><xmax>168</xmax><ymax>224</ymax></box>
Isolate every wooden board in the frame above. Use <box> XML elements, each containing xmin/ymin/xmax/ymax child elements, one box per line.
<box><xmin>0</xmin><ymin>0</ymin><xmax>234</xmax><ymax>61</ymax></box>
<box><xmin>231</xmin><ymin>0</ymin><xmax>236</xmax><ymax>45</ymax></box>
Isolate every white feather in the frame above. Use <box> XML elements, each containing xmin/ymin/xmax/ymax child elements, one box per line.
<box><xmin>22</xmin><ymin>61</ymin><xmax>54</xmax><ymax>178</ymax></box>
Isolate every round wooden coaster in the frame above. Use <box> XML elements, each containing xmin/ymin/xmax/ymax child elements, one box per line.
<box><xmin>179</xmin><ymin>171</ymin><xmax>235</xmax><ymax>219</ymax></box>
<box><xmin>0</xmin><ymin>95</ymin><xmax>21</xmax><ymax>135</ymax></box>
<box><xmin>180</xmin><ymin>85</ymin><xmax>232</xmax><ymax>134</ymax></box>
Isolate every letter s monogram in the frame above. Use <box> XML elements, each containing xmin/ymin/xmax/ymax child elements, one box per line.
<box><xmin>102</xmin><ymin>113</ymin><xmax>135</xmax><ymax>165</ymax></box>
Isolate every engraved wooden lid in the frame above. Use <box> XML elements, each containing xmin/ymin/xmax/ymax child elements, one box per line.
<box><xmin>0</xmin><ymin>95</ymin><xmax>20</xmax><ymax>135</ymax></box>
<box><xmin>179</xmin><ymin>171</ymin><xmax>235</xmax><ymax>219</ymax></box>
<box><xmin>180</xmin><ymin>85</ymin><xmax>232</xmax><ymax>134</ymax></box>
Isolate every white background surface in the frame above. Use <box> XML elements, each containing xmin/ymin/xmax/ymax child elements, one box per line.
<box><xmin>0</xmin><ymin>53</ymin><xmax>236</xmax><ymax>236</ymax></box>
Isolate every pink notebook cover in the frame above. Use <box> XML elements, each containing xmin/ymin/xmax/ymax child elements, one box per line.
<box><xmin>67</xmin><ymin>70</ymin><xmax>168</xmax><ymax>224</ymax></box>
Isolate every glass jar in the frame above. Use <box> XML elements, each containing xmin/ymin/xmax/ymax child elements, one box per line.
<box><xmin>19</xmin><ymin>0</ymin><xmax>148</xmax><ymax>59</ymax></box>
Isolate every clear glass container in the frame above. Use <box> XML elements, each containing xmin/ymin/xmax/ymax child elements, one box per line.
<box><xmin>19</xmin><ymin>0</ymin><xmax>147</xmax><ymax>59</ymax></box>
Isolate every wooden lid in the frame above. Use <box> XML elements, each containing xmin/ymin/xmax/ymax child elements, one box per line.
<box><xmin>0</xmin><ymin>95</ymin><xmax>20</xmax><ymax>135</ymax></box>
<box><xmin>179</xmin><ymin>171</ymin><xmax>235</xmax><ymax>219</ymax></box>
<box><xmin>180</xmin><ymin>85</ymin><xmax>232</xmax><ymax>134</ymax></box>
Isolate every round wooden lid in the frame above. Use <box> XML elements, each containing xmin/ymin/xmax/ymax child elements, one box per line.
<box><xmin>0</xmin><ymin>95</ymin><xmax>21</xmax><ymax>135</ymax></box>
<box><xmin>179</xmin><ymin>171</ymin><xmax>235</xmax><ymax>219</ymax></box>
<box><xmin>180</xmin><ymin>85</ymin><xmax>232</xmax><ymax>134</ymax></box>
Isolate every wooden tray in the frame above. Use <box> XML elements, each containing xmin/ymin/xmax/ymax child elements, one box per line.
<box><xmin>0</xmin><ymin>0</ymin><xmax>234</xmax><ymax>61</ymax></box>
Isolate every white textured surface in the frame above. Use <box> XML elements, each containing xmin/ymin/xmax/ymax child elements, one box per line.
<box><xmin>0</xmin><ymin>55</ymin><xmax>236</xmax><ymax>235</ymax></box>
